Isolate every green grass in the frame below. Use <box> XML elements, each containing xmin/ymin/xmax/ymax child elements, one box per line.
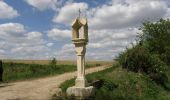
<box><xmin>2</xmin><ymin>62</ymin><xmax>96</xmax><ymax>82</ymax></box>
<box><xmin>60</xmin><ymin>65</ymin><xmax>115</xmax><ymax>92</ymax></box>
<box><xmin>3</xmin><ymin>59</ymin><xmax>112</xmax><ymax>65</ymax></box>
<box><xmin>58</xmin><ymin>63</ymin><xmax>170</xmax><ymax>100</ymax></box>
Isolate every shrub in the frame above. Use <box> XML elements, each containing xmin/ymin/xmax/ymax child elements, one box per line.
<box><xmin>119</xmin><ymin>45</ymin><xmax>151</xmax><ymax>73</ymax></box>
<box><xmin>118</xmin><ymin>19</ymin><xmax>170</xmax><ymax>86</ymax></box>
<box><xmin>139</xmin><ymin>19</ymin><xmax>170</xmax><ymax>67</ymax></box>
<box><xmin>148</xmin><ymin>54</ymin><xmax>168</xmax><ymax>86</ymax></box>
<box><xmin>118</xmin><ymin>45</ymin><xmax>168</xmax><ymax>86</ymax></box>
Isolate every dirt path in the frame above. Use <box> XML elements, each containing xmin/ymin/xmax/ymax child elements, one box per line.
<box><xmin>0</xmin><ymin>65</ymin><xmax>110</xmax><ymax>100</ymax></box>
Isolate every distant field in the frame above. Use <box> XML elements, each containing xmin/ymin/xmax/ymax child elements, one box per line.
<box><xmin>2</xmin><ymin>60</ymin><xmax>113</xmax><ymax>65</ymax></box>
<box><xmin>1</xmin><ymin>60</ymin><xmax>113</xmax><ymax>82</ymax></box>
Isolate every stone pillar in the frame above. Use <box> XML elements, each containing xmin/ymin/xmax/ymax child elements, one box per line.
<box><xmin>75</xmin><ymin>45</ymin><xmax>87</xmax><ymax>87</ymax></box>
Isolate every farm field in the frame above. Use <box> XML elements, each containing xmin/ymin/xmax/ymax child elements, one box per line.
<box><xmin>2</xmin><ymin>59</ymin><xmax>113</xmax><ymax>65</ymax></box>
<box><xmin>1</xmin><ymin>60</ymin><xmax>112</xmax><ymax>82</ymax></box>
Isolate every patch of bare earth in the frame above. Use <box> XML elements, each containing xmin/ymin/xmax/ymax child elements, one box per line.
<box><xmin>0</xmin><ymin>65</ymin><xmax>110</xmax><ymax>100</ymax></box>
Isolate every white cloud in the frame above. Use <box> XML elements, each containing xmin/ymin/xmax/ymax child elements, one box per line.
<box><xmin>0</xmin><ymin>23</ymin><xmax>25</xmax><ymax>33</ymax></box>
<box><xmin>53</xmin><ymin>2</ymin><xmax>88</xmax><ymax>24</ymax></box>
<box><xmin>49</xmin><ymin>0</ymin><xmax>170</xmax><ymax>60</ymax></box>
<box><xmin>88</xmin><ymin>43</ymin><xmax>102</xmax><ymax>48</ymax></box>
<box><xmin>0</xmin><ymin>23</ymin><xmax>52</xmax><ymax>59</ymax></box>
<box><xmin>89</xmin><ymin>28</ymin><xmax>138</xmax><ymax>44</ymax></box>
<box><xmin>88</xmin><ymin>0</ymin><xmax>167</xmax><ymax>29</ymax></box>
<box><xmin>164</xmin><ymin>8</ymin><xmax>170</xmax><ymax>18</ymax></box>
<box><xmin>61</xmin><ymin>44</ymin><xmax>74</xmax><ymax>52</ymax></box>
<box><xmin>25</xmin><ymin>0</ymin><xmax>58</xmax><ymax>11</ymax></box>
<box><xmin>51</xmin><ymin>0</ymin><xmax>169</xmax><ymax>29</ymax></box>
<box><xmin>47</xmin><ymin>43</ymin><xmax>54</xmax><ymax>47</ymax></box>
<box><xmin>0</xmin><ymin>49</ymin><xmax>5</xmax><ymax>54</ymax></box>
<box><xmin>1</xmin><ymin>0</ymin><xmax>170</xmax><ymax>60</ymax></box>
<box><xmin>0</xmin><ymin>1</ymin><xmax>19</xmax><ymax>19</ymax></box>
<box><xmin>85</xmin><ymin>28</ymin><xmax>138</xmax><ymax>60</ymax></box>
<box><xmin>27</xmin><ymin>31</ymin><xmax>42</xmax><ymax>39</ymax></box>
<box><xmin>0</xmin><ymin>23</ymin><xmax>26</xmax><ymax>41</ymax></box>
<box><xmin>47</xmin><ymin>28</ymin><xmax>71</xmax><ymax>40</ymax></box>
<box><xmin>56</xmin><ymin>43</ymin><xmax>76</xmax><ymax>60</ymax></box>
<box><xmin>50</xmin><ymin>27</ymin><xmax>139</xmax><ymax>60</ymax></box>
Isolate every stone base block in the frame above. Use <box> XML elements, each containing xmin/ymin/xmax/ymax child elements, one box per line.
<box><xmin>75</xmin><ymin>78</ymin><xmax>87</xmax><ymax>87</ymax></box>
<box><xmin>66</xmin><ymin>86</ymin><xmax>94</xmax><ymax>99</ymax></box>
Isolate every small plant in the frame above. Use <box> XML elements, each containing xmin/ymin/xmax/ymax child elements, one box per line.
<box><xmin>50</xmin><ymin>58</ymin><xmax>57</xmax><ymax>68</ymax></box>
<box><xmin>95</xmin><ymin>63</ymin><xmax>101</xmax><ymax>66</ymax></box>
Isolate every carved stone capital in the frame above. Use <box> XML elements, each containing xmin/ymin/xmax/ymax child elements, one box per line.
<box><xmin>75</xmin><ymin>44</ymin><xmax>86</xmax><ymax>56</ymax></box>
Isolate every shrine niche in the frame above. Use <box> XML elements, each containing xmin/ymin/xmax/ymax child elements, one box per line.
<box><xmin>72</xmin><ymin>17</ymin><xmax>88</xmax><ymax>43</ymax></box>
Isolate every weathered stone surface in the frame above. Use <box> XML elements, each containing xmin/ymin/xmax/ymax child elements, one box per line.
<box><xmin>66</xmin><ymin>86</ymin><xmax>94</xmax><ymax>98</ymax></box>
<box><xmin>71</xmin><ymin>17</ymin><xmax>88</xmax><ymax>88</ymax></box>
<box><xmin>75</xmin><ymin>77</ymin><xmax>87</xmax><ymax>87</ymax></box>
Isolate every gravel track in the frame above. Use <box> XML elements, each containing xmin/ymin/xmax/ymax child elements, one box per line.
<box><xmin>0</xmin><ymin>65</ymin><xmax>110</xmax><ymax>100</ymax></box>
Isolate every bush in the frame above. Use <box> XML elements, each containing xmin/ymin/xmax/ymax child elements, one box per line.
<box><xmin>139</xmin><ymin>19</ymin><xmax>170</xmax><ymax>67</ymax></box>
<box><xmin>119</xmin><ymin>45</ymin><xmax>151</xmax><ymax>73</ymax></box>
<box><xmin>118</xmin><ymin>45</ymin><xmax>168</xmax><ymax>86</ymax></box>
<box><xmin>118</xmin><ymin>19</ymin><xmax>170</xmax><ymax>87</ymax></box>
<box><xmin>149</xmin><ymin>54</ymin><xmax>168</xmax><ymax>86</ymax></box>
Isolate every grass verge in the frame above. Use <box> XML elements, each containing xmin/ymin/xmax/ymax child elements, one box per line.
<box><xmin>55</xmin><ymin>63</ymin><xmax>170</xmax><ymax>100</ymax></box>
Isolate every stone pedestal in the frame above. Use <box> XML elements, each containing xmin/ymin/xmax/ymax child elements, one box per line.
<box><xmin>66</xmin><ymin>42</ymin><xmax>95</xmax><ymax>98</ymax></box>
<box><xmin>66</xmin><ymin>86</ymin><xmax>94</xmax><ymax>99</ymax></box>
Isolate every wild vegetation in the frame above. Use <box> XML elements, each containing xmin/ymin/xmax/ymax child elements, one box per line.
<box><xmin>57</xmin><ymin>64</ymin><xmax>170</xmax><ymax>100</ymax></box>
<box><xmin>118</xmin><ymin>19</ymin><xmax>170</xmax><ymax>88</ymax></box>
<box><xmin>55</xmin><ymin>19</ymin><xmax>170</xmax><ymax>100</ymax></box>
<box><xmin>3</xmin><ymin>62</ymin><xmax>76</xmax><ymax>82</ymax></box>
<box><xmin>3</xmin><ymin>59</ymin><xmax>111</xmax><ymax>65</ymax></box>
<box><xmin>1</xmin><ymin>59</ymin><xmax>99</xmax><ymax>82</ymax></box>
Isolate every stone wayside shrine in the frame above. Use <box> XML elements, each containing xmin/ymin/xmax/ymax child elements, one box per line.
<box><xmin>66</xmin><ymin>16</ymin><xmax>94</xmax><ymax>98</ymax></box>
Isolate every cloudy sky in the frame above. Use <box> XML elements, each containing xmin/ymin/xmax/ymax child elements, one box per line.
<box><xmin>0</xmin><ymin>0</ymin><xmax>170</xmax><ymax>60</ymax></box>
